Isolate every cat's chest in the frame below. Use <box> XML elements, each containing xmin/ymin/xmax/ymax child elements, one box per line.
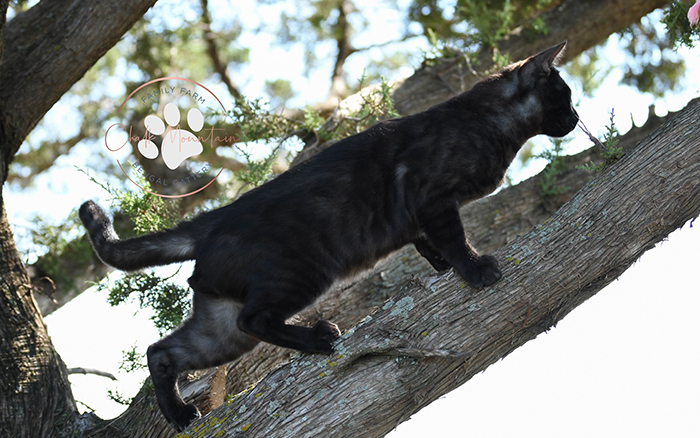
<box><xmin>450</xmin><ymin>149</ymin><xmax>510</xmax><ymax>200</ymax></box>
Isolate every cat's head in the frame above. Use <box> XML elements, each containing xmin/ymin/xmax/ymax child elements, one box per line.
<box><xmin>516</xmin><ymin>41</ymin><xmax>579</xmax><ymax>137</ymax></box>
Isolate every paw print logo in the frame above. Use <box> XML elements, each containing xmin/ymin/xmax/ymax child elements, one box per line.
<box><xmin>138</xmin><ymin>102</ymin><xmax>205</xmax><ymax>170</ymax></box>
<box><xmin>104</xmin><ymin>76</ymin><xmax>231</xmax><ymax>198</ymax></box>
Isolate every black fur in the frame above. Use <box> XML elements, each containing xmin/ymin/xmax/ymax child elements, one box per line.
<box><xmin>79</xmin><ymin>42</ymin><xmax>578</xmax><ymax>431</ymax></box>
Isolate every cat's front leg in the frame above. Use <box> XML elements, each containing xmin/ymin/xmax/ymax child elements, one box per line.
<box><xmin>417</xmin><ymin>207</ymin><xmax>502</xmax><ymax>288</ymax></box>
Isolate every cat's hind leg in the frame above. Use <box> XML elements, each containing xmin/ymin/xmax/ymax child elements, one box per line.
<box><xmin>147</xmin><ymin>289</ymin><xmax>259</xmax><ymax>432</ymax></box>
<box><xmin>237</xmin><ymin>290</ymin><xmax>341</xmax><ymax>355</ymax></box>
<box><xmin>414</xmin><ymin>236</ymin><xmax>452</xmax><ymax>272</ymax></box>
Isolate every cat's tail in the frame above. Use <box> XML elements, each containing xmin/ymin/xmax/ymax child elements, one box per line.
<box><xmin>79</xmin><ymin>200</ymin><xmax>197</xmax><ymax>271</ymax></box>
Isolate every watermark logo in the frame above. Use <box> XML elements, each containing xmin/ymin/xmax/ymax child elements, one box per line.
<box><xmin>104</xmin><ymin>77</ymin><xmax>235</xmax><ymax>198</ymax></box>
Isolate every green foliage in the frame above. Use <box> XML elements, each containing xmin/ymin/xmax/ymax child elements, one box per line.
<box><xmin>107</xmin><ymin>389</ymin><xmax>133</xmax><ymax>406</ymax></box>
<box><xmin>233</xmin><ymin>143</ymin><xmax>282</xmax><ymax>189</ymax></box>
<box><xmin>663</xmin><ymin>1</ymin><xmax>700</xmax><ymax>49</ymax></box>
<box><xmin>536</xmin><ymin>139</ymin><xmax>570</xmax><ymax>197</ymax></box>
<box><xmin>420</xmin><ymin>29</ymin><xmax>466</xmax><ymax>68</ymax></box>
<box><xmin>78</xmin><ymin>167</ymin><xmax>181</xmax><ymax>235</ymax></box>
<box><xmin>227</xmin><ymin>76</ymin><xmax>399</xmax><ymax>187</ymax></box>
<box><xmin>97</xmin><ymin>271</ymin><xmax>190</xmax><ymax>336</ymax></box>
<box><xmin>325</xmin><ymin>76</ymin><xmax>400</xmax><ymax>140</ymax></box>
<box><xmin>119</xmin><ymin>344</ymin><xmax>147</xmax><ymax>374</ymax></box>
<box><xmin>577</xmin><ymin>110</ymin><xmax>623</xmax><ymax>173</ymax></box>
<box><xmin>127</xmin><ymin>4</ymin><xmax>249</xmax><ymax>82</ymax></box>
<box><xmin>490</xmin><ymin>48</ymin><xmax>512</xmax><ymax>71</ymax></box>
<box><xmin>226</xmin><ymin>97</ymin><xmax>308</xmax><ymax>187</ymax></box>
<box><xmin>229</xmin><ymin>97</ymin><xmax>303</xmax><ymax>144</ymax></box>
<box><xmin>230</xmin><ymin>74</ymin><xmax>398</xmax><ymax>144</ymax></box>
<box><xmin>564</xmin><ymin>47</ymin><xmax>612</xmax><ymax>98</ymax></box>
<box><xmin>458</xmin><ymin>0</ymin><xmax>516</xmax><ymax>47</ymax></box>
<box><xmin>264</xmin><ymin>79</ymin><xmax>296</xmax><ymax>108</ymax></box>
<box><xmin>302</xmin><ymin>107</ymin><xmax>326</xmax><ymax>133</ymax></box>
<box><xmin>619</xmin><ymin>17</ymin><xmax>686</xmax><ymax>98</ymax></box>
<box><xmin>410</xmin><ymin>0</ymin><xmax>553</xmax><ymax>50</ymax></box>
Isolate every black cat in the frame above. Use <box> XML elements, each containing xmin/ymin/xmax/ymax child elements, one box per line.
<box><xmin>79</xmin><ymin>41</ymin><xmax>578</xmax><ymax>431</ymax></box>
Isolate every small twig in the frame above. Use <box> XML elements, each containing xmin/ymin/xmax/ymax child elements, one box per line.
<box><xmin>68</xmin><ymin>367</ymin><xmax>118</xmax><ymax>381</ymax></box>
<box><xmin>577</xmin><ymin>120</ymin><xmax>607</xmax><ymax>154</ymax></box>
<box><xmin>463</xmin><ymin>53</ymin><xmax>479</xmax><ymax>78</ymax></box>
<box><xmin>353</xmin><ymin>33</ymin><xmax>421</xmax><ymax>52</ymax></box>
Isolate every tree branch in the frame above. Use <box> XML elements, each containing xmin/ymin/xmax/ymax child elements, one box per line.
<box><xmin>0</xmin><ymin>203</ymin><xmax>81</xmax><ymax>436</ymax></box>
<box><xmin>179</xmin><ymin>90</ymin><xmax>700</xmax><ymax>438</ymax></box>
<box><xmin>67</xmin><ymin>368</ymin><xmax>118</xmax><ymax>381</ymax></box>
<box><xmin>0</xmin><ymin>0</ymin><xmax>158</xmax><ymax>182</ymax></box>
<box><xmin>315</xmin><ymin>0</ymin><xmax>356</xmax><ymax>115</ymax></box>
<box><xmin>200</xmin><ymin>0</ymin><xmax>242</xmax><ymax>99</ymax></box>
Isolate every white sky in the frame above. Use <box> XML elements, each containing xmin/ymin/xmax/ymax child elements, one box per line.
<box><xmin>5</xmin><ymin>1</ymin><xmax>700</xmax><ymax>436</ymax></box>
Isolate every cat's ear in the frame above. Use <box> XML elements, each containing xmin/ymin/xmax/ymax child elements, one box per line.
<box><xmin>519</xmin><ymin>41</ymin><xmax>567</xmax><ymax>83</ymax></box>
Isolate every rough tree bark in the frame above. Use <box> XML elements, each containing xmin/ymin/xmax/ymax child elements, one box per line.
<box><xmin>0</xmin><ymin>201</ymin><xmax>82</xmax><ymax>437</ymax></box>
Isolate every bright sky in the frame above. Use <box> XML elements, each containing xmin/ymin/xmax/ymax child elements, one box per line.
<box><xmin>5</xmin><ymin>1</ymin><xmax>700</xmax><ymax>436</ymax></box>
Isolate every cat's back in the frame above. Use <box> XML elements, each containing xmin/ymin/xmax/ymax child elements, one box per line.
<box><xmin>202</xmin><ymin>121</ymin><xmax>406</xmax><ymax>229</ymax></box>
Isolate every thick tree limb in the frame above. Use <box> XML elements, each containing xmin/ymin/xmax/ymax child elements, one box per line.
<box><xmin>0</xmin><ymin>0</ymin><xmax>158</xmax><ymax>182</ymax></box>
<box><xmin>0</xmin><ymin>202</ymin><xmax>80</xmax><ymax>437</ymax></box>
<box><xmin>177</xmin><ymin>84</ymin><xmax>700</xmax><ymax>438</ymax></box>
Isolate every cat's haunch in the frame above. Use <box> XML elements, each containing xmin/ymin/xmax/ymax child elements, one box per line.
<box><xmin>80</xmin><ymin>41</ymin><xmax>578</xmax><ymax>432</ymax></box>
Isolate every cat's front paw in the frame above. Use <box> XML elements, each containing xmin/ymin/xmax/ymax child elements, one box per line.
<box><xmin>460</xmin><ymin>254</ymin><xmax>502</xmax><ymax>288</ymax></box>
<box><xmin>474</xmin><ymin>254</ymin><xmax>502</xmax><ymax>287</ymax></box>
<box><xmin>311</xmin><ymin>320</ymin><xmax>341</xmax><ymax>355</ymax></box>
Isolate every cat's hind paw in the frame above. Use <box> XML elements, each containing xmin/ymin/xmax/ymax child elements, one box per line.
<box><xmin>170</xmin><ymin>403</ymin><xmax>201</xmax><ymax>432</ymax></box>
<box><xmin>312</xmin><ymin>320</ymin><xmax>341</xmax><ymax>355</ymax></box>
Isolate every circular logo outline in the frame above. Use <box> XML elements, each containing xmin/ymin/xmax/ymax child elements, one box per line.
<box><xmin>106</xmin><ymin>76</ymin><xmax>227</xmax><ymax>199</ymax></box>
